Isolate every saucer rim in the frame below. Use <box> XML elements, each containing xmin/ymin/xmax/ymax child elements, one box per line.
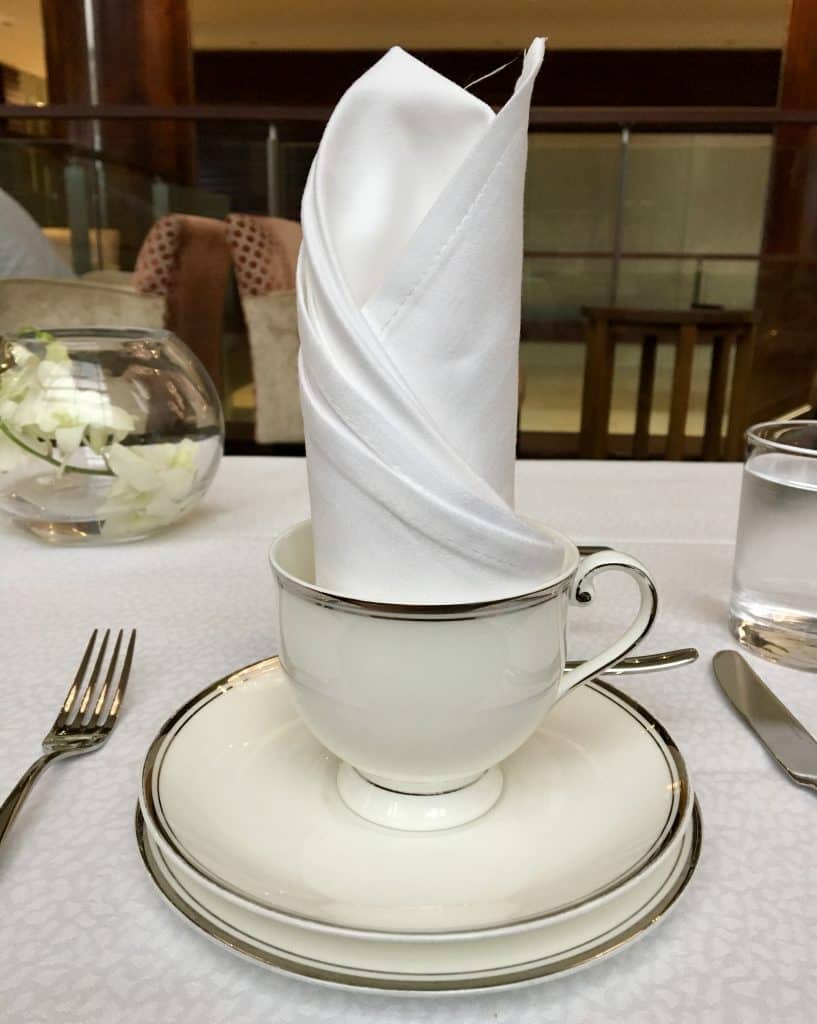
<box><xmin>136</xmin><ymin>801</ymin><xmax>703</xmax><ymax>995</ymax></box>
<box><xmin>140</xmin><ymin>656</ymin><xmax>693</xmax><ymax>940</ymax></box>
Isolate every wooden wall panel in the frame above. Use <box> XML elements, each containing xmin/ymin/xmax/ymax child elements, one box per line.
<box><xmin>42</xmin><ymin>0</ymin><xmax>195</xmax><ymax>182</ymax></box>
<box><xmin>753</xmin><ymin>0</ymin><xmax>817</xmax><ymax>421</ymax></box>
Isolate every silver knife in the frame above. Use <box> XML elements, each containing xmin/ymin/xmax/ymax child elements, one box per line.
<box><xmin>713</xmin><ymin>650</ymin><xmax>817</xmax><ymax>791</ymax></box>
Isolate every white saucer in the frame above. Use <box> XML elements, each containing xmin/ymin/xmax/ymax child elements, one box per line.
<box><xmin>137</xmin><ymin>804</ymin><xmax>701</xmax><ymax>993</ymax></box>
<box><xmin>140</xmin><ymin>657</ymin><xmax>694</xmax><ymax>939</ymax></box>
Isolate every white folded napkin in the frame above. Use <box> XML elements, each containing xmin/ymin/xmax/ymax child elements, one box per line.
<box><xmin>298</xmin><ymin>38</ymin><xmax>563</xmax><ymax>602</ymax></box>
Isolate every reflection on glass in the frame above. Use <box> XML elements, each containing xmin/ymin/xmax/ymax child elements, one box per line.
<box><xmin>622</xmin><ymin>133</ymin><xmax>772</xmax><ymax>256</ymax></box>
<box><xmin>524</xmin><ymin>133</ymin><xmax>621</xmax><ymax>254</ymax></box>
<box><xmin>0</xmin><ymin>122</ymin><xmax>790</xmax><ymax>451</ymax></box>
<box><xmin>519</xmin><ymin>340</ymin><xmax>585</xmax><ymax>434</ymax></box>
<box><xmin>523</xmin><ymin>256</ymin><xmax>613</xmax><ymax>324</ymax></box>
<box><xmin>695</xmin><ymin>259</ymin><xmax>758</xmax><ymax>309</ymax></box>
<box><xmin>616</xmin><ymin>257</ymin><xmax>697</xmax><ymax>310</ymax></box>
<box><xmin>276</xmin><ymin>142</ymin><xmax>319</xmax><ymax>220</ymax></box>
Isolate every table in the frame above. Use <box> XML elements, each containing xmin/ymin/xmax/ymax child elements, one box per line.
<box><xmin>1</xmin><ymin>458</ymin><xmax>815</xmax><ymax>1024</ymax></box>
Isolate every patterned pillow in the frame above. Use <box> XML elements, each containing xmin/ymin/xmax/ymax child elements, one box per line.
<box><xmin>133</xmin><ymin>216</ymin><xmax>181</xmax><ymax>296</ymax></box>
<box><xmin>226</xmin><ymin>214</ymin><xmax>301</xmax><ymax>297</ymax></box>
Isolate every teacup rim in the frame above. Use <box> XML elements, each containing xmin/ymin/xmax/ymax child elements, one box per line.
<box><xmin>268</xmin><ymin>517</ymin><xmax>580</xmax><ymax>619</ymax></box>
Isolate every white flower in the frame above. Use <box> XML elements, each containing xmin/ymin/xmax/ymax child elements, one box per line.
<box><xmin>54</xmin><ymin>425</ymin><xmax>86</xmax><ymax>460</ymax></box>
<box><xmin>99</xmin><ymin>439</ymin><xmax>199</xmax><ymax>537</ymax></box>
<box><xmin>0</xmin><ymin>336</ymin><xmax>135</xmax><ymax>473</ymax></box>
<box><xmin>0</xmin><ymin>339</ymin><xmax>56</xmax><ymax>473</ymax></box>
<box><xmin>0</xmin><ymin>343</ymin><xmax>39</xmax><ymax>405</ymax></box>
<box><xmin>11</xmin><ymin>356</ymin><xmax>133</xmax><ymax>445</ymax></box>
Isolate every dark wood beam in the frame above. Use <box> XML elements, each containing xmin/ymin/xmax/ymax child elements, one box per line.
<box><xmin>193</xmin><ymin>49</ymin><xmax>781</xmax><ymax>109</ymax></box>
<box><xmin>41</xmin><ymin>0</ymin><xmax>195</xmax><ymax>182</ymax></box>
<box><xmin>753</xmin><ymin>0</ymin><xmax>817</xmax><ymax>422</ymax></box>
<box><xmin>5</xmin><ymin>104</ymin><xmax>817</xmax><ymax>126</ymax></box>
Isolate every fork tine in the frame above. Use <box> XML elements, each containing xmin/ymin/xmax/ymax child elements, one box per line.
<box><xmin>69</xmin><ymin>629</ymin><xmax>110</xmax><ymax>726</ymax></box>
<box><xmin>53</xmin><ymin>630</ymin><xmax>98</xmax><ymax>729</ymax></box>
<box><xmin>89</xmin><ymin>629</ymin><xmax>123</xmax><ymax>726</ymax></box>
<box><xmin>105</xmin><ymin>630</ymin><xmax>135</xmax><ymax>726</ymax></box>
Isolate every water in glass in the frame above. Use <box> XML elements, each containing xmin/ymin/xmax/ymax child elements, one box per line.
<box><xmin>730</xmin><ymin>421</ymin><xmax>817</xmax><ymax>670</ymax></box>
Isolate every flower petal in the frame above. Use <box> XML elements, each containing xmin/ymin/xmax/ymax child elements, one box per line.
<box><xmin>55</xmin><ymin>424</ymin><xmax>85</xmax><ymax>460</ymax></box>
<box><xmin>105</xmin><ymin>443</ymin><xmax>161</xmax><ymax>491</ymax></box>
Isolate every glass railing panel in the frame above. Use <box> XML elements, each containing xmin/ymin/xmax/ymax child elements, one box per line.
<box><xmin>197</xmin><ymin>122</ymin><xmax>270</xmax><ymax>214</ymax></box>
<box><xmin>524</xmin><ymin>133</ymin><xmax>622</xmax><ymax>254</ymax></box>
<box><xmin>0</xmin><ymin>138</ymin><xmax>69</xmax><ymax>227</ymax></box>
<box><xmin>0</xmin><ymin>111</ymin><xmax>813</xmax><ymax>452</ymax></box>
<box><xmin>274</xmin><ymin>140</ymin><xmax>318</xmax><ymax>220</ymax></box>
<box><xmin>622</xmin><ymin>132</ymin><xmax>772</xmax><ymax>257</ymax></box>
<box><xmin>695</xmin><ymin>258</ymin><xmax>759</xmax><ymax>309</ymax></box>
<box><xmin>615</xmin><ymin>257</ymin><xmax>698</xmax><ymax>310</ymax></box>
<box><xmin>519</xmin><ymin>338</ymin><xmax>585</xmax><ymax>435</ymax></box>
<box><xmin>522</xmin><ymin>255</ymin><xmax>613</xmax><ymax>325</ymax></box>
<box><xmin>520</xmin><ymin>254</ymin><xmax>613</xmax><ymax>436</ymax></box>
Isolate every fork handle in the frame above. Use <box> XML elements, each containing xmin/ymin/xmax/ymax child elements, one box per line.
<box><xmin>0</xmin><ymin>751</ymin><xmax>63</xmax><ymax>852</ymax></box>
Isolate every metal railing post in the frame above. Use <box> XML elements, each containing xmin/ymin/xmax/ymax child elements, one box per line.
<box><xmin>609</xmin><ymin>126</ymin><xmax>630</xmax><ymax>306</ymax></box>
<box><xmin>152</xmin><ymin>179</ymin><xmax>171</xmax><ymax>219</ymax></box>
<box><xmin>64</xmin><ymin>159</ymin><xmax>92</xmax><ymax>274</ymax></box>
<box><xmin>266</xmin><ymin>125</ymin><xmax>279</xmax><ymax>216</ymax></box>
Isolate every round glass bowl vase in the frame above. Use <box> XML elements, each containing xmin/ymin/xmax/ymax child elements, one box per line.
<box><xmin>0</xmin><ymin>327</ymin><xmax>224</xmax><ymax>543</ymax></box>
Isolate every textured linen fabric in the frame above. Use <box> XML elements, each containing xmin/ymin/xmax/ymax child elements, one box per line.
<box><xmin>1</xmin><ymin>459</ymin><xmax>816</xmax><ymax>1023</ymax></box>
<box><xmin>240</xmin><ymin>290</ymin><xmax>304</xmax><ymax>444</ymax></box>
<box><xmin>226</xmin><ymin>215</ymin><xmax>304</xmax><ymax>444</ymax></box>
<box><xmin>298</xmin><ymin>40</ymin><xmax>566</xmax><ymax>602</ymax></box>
<box><xmin>0</xmin><ymin>277</ymin><xmax>164</xmax><ymax>334</ymax></box>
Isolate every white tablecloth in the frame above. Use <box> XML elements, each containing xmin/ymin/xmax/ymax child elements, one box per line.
<box><xmin>1</xmin><ymin>458</ymin><xmax>815</xmax><ymax>1024</ymax></box>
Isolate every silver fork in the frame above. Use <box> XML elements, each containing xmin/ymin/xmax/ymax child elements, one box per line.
<box><xmin>0</xmin><ymin>628</ymin><xmax>136</xmax><ymax>851</ymax></box>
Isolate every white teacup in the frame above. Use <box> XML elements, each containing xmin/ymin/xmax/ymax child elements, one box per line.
<box><xmin>270</xmin><ymin>520</ymin><xmax>657</xmax><ymax>832</ymax></box>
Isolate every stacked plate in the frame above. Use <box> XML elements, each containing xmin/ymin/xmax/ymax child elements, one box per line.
<box><xmin>137</xmin><ymin>657</ymin><xmax>701</xmax><ymax>994</ymax></box>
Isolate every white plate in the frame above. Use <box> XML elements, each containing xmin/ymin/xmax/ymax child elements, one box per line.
<box><xmin>140</xmin><ymin>657</ymin><xmax>693</xmax><ymax>938</ymax></box>
<box><xmin>137</xmin><ymin>804</ymin><xmax>702</xmax><ymax>994</ymax></box>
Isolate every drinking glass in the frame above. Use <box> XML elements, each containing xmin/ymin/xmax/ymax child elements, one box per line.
<box><xmin>730</xmin><ymin>420</ymin><xmax>817</xmax><ymax>670</ymax></box>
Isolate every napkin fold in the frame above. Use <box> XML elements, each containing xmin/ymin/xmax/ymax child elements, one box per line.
<box><xmin>298</xmin><ymin>38</ymin><xmax>563</xmax><ymax>602</ymax></box>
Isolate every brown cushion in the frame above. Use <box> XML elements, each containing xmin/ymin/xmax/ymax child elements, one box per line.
<box><xmin>133</xmin><ymin>215</ymin><xmax>231</xmax><ymax>394</ymax></box>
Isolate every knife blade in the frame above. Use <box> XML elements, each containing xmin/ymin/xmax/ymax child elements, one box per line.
<box><xmin>713</xmin><ymin>650</ymin><xmax>817</xmax><ymax>790</ymax></box>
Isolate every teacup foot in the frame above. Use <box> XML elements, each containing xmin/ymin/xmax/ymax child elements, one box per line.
<box><xmin>337</xmin><ymin>763</ymin><xmax>503</xmax><ymax>831</ymax></box>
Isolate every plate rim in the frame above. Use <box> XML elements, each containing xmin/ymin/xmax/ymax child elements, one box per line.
<box><xmin>140</xmin><ymin>655</ymin><xmax>693</xmax><ymax>940</ymax></box>
<box><xmin>136</xmin><ymin>801</ymin><xmax>703</xmax><ymax>995</ymax></box>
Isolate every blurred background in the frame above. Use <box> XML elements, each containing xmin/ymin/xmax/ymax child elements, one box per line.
<box><xmin>0</xmin><ymin>0</ymin><xmax>815</xmax><ymax>459</ymax></box>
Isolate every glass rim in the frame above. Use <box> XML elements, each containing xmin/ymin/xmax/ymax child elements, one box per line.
<box><xmin>5</xmin><ymin>326</ymin><xmax>174</xmax><ymax>343</ymax></box>
<box><xmin>745</xmin><ymin>419</ymin><xmax>817</xmax><ymax>458</ymax></box>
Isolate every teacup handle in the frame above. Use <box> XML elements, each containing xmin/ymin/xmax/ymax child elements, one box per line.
<box><xmin>557</xmin><ymin>550</ymin><xmax>658</xmax><ymax>700</ymax></box>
